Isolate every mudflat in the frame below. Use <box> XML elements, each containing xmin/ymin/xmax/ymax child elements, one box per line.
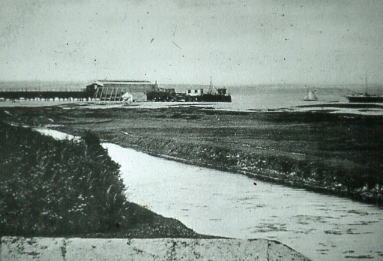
<box><xmin>1</xmin><ymin>105</ymin><xmax>382</xmax><ymax>204</ymax></box>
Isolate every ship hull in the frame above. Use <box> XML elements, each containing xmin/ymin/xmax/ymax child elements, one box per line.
<box><xmin>147</xmin><ymin>92</ymin><xmax>232</xmax><ymax>102</ymax></box>
<box><xmin>186</xmin><ymin>94</ymin><xmax>232</xmax><ymax>102</ymax></box>
<box><xmin>346</xmin><ymin>96</ymin><xmax>383</xmax><ymax>103</ymax></box>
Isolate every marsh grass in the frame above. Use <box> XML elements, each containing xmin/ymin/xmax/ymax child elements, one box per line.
<box><xmin>0</xmin><ymin>123</ymin><xmax>147</xmax><ymax>236</ymax></box>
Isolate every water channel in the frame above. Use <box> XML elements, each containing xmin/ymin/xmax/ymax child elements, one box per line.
<box><xmin>34</xmin><ymin>128</ymin><xmax>383</xmax><ymax>260</ymax></box>
<box><xmin>104</xmin><ymin>143</ymin><xmax>383</xmax><ymax>261</ymax></box>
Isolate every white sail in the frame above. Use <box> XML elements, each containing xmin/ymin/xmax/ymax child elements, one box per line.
<box><xmin>304</xmin><ymin>90</ymin><xmax>318</xmax><ymax>101</ymax></box>
<box><xmin>121</xmin><ymin>92</ymin><xmax>133</xmax><ymax>103</ymax></box>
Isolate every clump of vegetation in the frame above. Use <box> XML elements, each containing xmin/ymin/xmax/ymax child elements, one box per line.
<box><xmin>0</xmin><ymin>123</ymin><xmax>130</xmax><ymax>236</ymax></box>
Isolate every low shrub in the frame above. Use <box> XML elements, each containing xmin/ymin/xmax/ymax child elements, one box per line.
<box><xmin>0</xmin><ymin>123</ymin><xmax>130</xmax><ymax>236</ymax></box>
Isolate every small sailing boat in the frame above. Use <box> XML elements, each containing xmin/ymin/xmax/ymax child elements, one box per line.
<box><xmin>303</xmin><ymin>88</ymin><xmax>318</xmax><ymax>101</ymax></box>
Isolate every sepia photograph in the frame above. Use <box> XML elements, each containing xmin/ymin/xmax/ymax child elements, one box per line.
<box><xmin>0</xmin><ymin>0</ymin><xmax>382</xmax><ymax>260</ymax></box>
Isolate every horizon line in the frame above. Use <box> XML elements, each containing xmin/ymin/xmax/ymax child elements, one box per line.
<box><xmin>0</xmin><ymin>80</ymin><xmax>382</xmax><ymax>87</ymax></box>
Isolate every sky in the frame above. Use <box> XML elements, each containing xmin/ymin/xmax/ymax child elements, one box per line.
<box><xmin>0</xmin><ymin>0</ymin><xmax>382</xmax><ymax>85</ymax></box>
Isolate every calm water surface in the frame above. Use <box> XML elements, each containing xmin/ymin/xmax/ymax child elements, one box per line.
<box><xmin>103</xmin><ymin>143</ymin><xmax>383</xmax><ymax>261</ymax></box>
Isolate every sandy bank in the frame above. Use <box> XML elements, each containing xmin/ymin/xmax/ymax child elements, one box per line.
<box><xmin>1</xmin><ymin>236</ymin><xmax>310</xmax><ymax>261</ymax></box>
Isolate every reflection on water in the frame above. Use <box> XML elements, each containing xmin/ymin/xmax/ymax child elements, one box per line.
<box><xmin>103</xmin><ymin>143</ymin><xmax>383</xmax><ymax>261</ymax></box>
<box><xmin>34</xmin><ymin>128</ymin><xmax>78</xmax><ymax>141</ymax></box>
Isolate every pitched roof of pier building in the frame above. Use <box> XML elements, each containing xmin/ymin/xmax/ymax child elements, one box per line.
<box><xmin>91</xmin><ymin>80</ymin><xmax>156</xmax><ymax>87</ymax></box>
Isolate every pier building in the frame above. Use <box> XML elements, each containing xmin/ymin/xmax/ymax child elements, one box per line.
<box><xmin>86</xmin><ymin>80</ymin><xmax>158</xmax><ymax>102</ymax></box>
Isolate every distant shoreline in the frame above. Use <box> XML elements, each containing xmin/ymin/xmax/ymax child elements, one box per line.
<box><xmin>0</xmin><ymin>99</ymin><xmax>382</xmax><ymax>116</ymax></box>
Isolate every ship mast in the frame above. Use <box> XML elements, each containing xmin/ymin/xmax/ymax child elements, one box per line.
<box><xmin>207</xmin><ymin>76</ymin><xmax>213</xmax><ymax>94</ymax></box>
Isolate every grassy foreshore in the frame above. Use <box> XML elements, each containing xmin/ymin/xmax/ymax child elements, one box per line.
<box><xmin>1</xmin><ymin>105</ymin><xmax>383</xmax><ymax>205</ymax></box>
<box><xmin>0</xmin><ymin>121</ymin><xmax>204</xmax><ymax>238</ymax></box>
